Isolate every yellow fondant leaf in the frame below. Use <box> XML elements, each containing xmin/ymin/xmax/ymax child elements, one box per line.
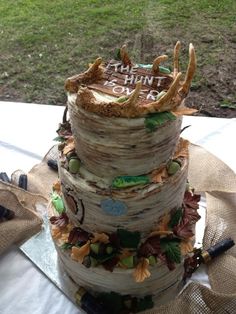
<box><xmin>133</xmin><ymin>258</ymin><xmax>151</xmax><ymax>283</ymax></box>
<box><xmin>53</xmin><ymin>180</ymin><xmax>61</xmax><ymax>192</ymax></box>
<box><xmin>91</xmin><ymin>232</ymin><xmax>110</xmax><ymax>244</ymax></box>
<box><xmin>158</xmin><ymin>213</ymin><xmax>171</xmax><ymax>232</ymax></box>
<box><xmin>71</xmin><ymin>241</ymin><xmax>90</xmax><ymax>263</ymax></box>
<box><xmin>174</xmin><ymin>138</ymin><xmax>190</xmax><ymax>159</ymax></box>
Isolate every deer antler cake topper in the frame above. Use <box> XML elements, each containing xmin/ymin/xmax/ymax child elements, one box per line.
<box><xmin>66</xmin><ymin>42</ymin><xmax>197</xmax><ymax>117</ymax></box>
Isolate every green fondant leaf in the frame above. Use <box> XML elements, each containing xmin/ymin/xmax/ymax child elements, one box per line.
<box><xmin>53</xmin><ymin>136</ymin><xmax>65</xmax><ymax>142</ymax></box>
<box><xmin>169</xmin><ymin>208</ymin><xmax>183</xmax><ymax>228</ymax></box>
<box><xmin>112</xmin><ymin>175</ymin><xmax>150</xmax><ymax>188</ymax></box>
<box><xmin>115</xmin><ymin>48</ymin><xmax>121</xmax><ymax>61</ymax></box>
<box><xmin>136</xmin><ymin>295</ymin><xmax>154</xmax><ymax>312</ymax></box>
<box><xmin>98</xmin><ymin>292</ymin><xmax>124</xmax><ymax>314</ymax></box>
<box><xmin>160</xmin><ymin>238</ymin><xmax>181</xmax><ymax>264</ymax></box>
<box><xmin>159</xmin><ymin>66</ymin><xmax>171</xmax><ymax>74</ymax></box>
<box><xmin>61</xmin><ymin>243</ymin><xmax>73</xmax><ymax>250</ymax></box>
<box><xmin>145</xmin><ymin>112</ymin><xmax>176</xmax><ymax>132</ymax></box>
<box><xmin>117</xmin><ymin>229</ymin><xmax>141</xmax><ymax>249</ymax></box>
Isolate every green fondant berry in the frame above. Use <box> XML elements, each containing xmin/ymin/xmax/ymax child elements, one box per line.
<box><xmin>90</xmin><ymin>243</ymin><xmax>100</xmax><ymax>255</ymax></box>
<box><xmin>167</xmin><ymin>161</ymin><xmax>181</xmax><ymax>176</ymax></box>
<box><xmin>106</xmin><ymin>246</ymin><xmax>114</xmax><ymax>255</ymax></box>
<box><xmin>68</xmin><ymin>158</ymin><xmax>80</xmax><ymax>174</ymax></box>
<box><xmin>148</xmin><ymin>255</ymin><xmax>157</xmax><ymax>266</ymax></box>
<box><xmin>120</xmin><ymin>255</ymin><xmax>134</xmax><ymax>268</ymax></box>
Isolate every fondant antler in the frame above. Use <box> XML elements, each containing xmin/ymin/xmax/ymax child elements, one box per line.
<box><xmin>152</xmin><ymin>55</ymin><xmax>168</xmax><ymax>74</ymax></box>
<box><xmin>179</xmin><ymin>43</ymin><xmax>196</xmax><ymax>95</ymax></box>
<box><xmin>65</xmin><ymin>57</ymin><xmax>104</xmax><ymax>93</ymax></box>
<box><xmin>173</xmin><ymin>41</ymin><xmax>181</xmax><ymax>77</ymax></box>
<box><xmin>143</xmin><ymin>72</ymin><xmax>182</xmax><ymax>113</ymax></box>
<box><xmin>120</xmin><ymin>45</ymin><xmax>132</xmax><ymax>66</ymax></box>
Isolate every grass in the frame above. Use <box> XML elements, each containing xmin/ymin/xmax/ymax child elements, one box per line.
<box><xmin>0</xmin><ymin>0</ymin><xmax>236</xmax><ymax>106</ymax></box>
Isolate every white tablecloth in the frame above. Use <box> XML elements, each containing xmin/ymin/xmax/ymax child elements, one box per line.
<box><xmin>0</xmin><ymin>101</ymin><xmax>235</xmax><ymax>314</ymax></box>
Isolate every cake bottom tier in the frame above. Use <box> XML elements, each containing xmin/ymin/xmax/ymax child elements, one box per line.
<box><xmin>55</xmin><ymin>243</ymin><xmax>184</xmax><ymax>308</ymax></box>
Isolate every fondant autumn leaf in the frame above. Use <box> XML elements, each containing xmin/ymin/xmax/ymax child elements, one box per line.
<box><xmin>184</xmin><ymin>191</ymin><xmax>201</xmax><ymax>209</ymax></box>
<box><xmin>102</xmin><ymin>256</ymin><xmax>120</xmax><ymax>272</ymax></box>
<box><xmin>68</xmin><ymin>227</ymin><xmax>90</xmax><ymax>245</ymax></box>
<box><xmin>173</xmin><ymin>216</ymin><xmax>194</xmax><ymax>239</ymax></box>
<box><xmin>133</xmin><ymin>258</ymin><xmax>151</xmax><ymax>283</ymax></box>
<box><xmin>138</xmin><ymin>236</ymin><xmax>162</xmax><ymax>257</ymax></box>
<box><xmin>151</xmin><ymin>167</ymin><xmax>168</xmax><ymax>183</ymax></box>
<box><xmin>71</xmin><ymin>241</ymin><xmax>90</xmax><ymax>263</ymax></box>
<box><xmin>174</xmin><ymin>138</ymin><xmax>189</xmax><ymax>159</ymax></box>
<box><xmin>63</xmin><ymin>137</ymin><xmax>75</xmax><ymax>155</ymax></box>
<box><xmin>50</xmin><ymin>213</ymin><xmax>69</xmax><ymax>228</ymax></box>
<box><xmin>91</xmin><ymin>232</ymin><xmax>110</xmax><ymax>244</ymax></box>
<box><xmin>160</xmin><ymin>238</ymin><xmax>181</xmax><ymax>264</ymax></box>
<box><xmin>184</xmin><ymin>206</ymin><xmax>201</xmax><ymax>224</ymax></box>
<box><xmin>180</xmin><ymin>239</ymin><xmax>194</xmax><ymax>255</ymax></box>
<box><xmin>158</xmin><ymin>213</ymin><xmax>171</xmax><ymax>232</ymax></box>
<box><xmin>171</xmin><ymin>106</ymin><xmax>198</xmax><ymax>116</ymax></box>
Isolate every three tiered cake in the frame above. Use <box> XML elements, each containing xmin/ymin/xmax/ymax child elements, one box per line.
<box><xmin>49</xmin><ymin>42</ymin><xmax>201</xmax><ymax>312</ymax></box>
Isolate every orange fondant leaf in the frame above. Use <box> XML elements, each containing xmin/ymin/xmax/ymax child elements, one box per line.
<box><xmin>174</xmin><ymin>138</ymin><xmax>190</xmax><ymax>159</ymax></box>
<box><xmin>91</xmin><ymin>232</ymin><xmax>110</xmax><ymax>244</ymax></box>
<box><xmin>151</xmin><ymin>167</ymin><xmax>168</xmax><ymax>183</ymax></box>
<box><xmin>180</xmin><ymin>239</ymin><xmax>194</xmax><ymax>255</ymax></box>
<box><xmin>63</xmin><ymin>137</ymin><xmax>75</xmax><ymax>155</ymax></box>
<box><xmin>158</xmin><ymin>213</ymin><xmax>171</xmax><ymax>232</ymax></box>
<box><xmin>171</xmin><ymin>107</ymin><xmax>198</xmax><ymax>116</ymax></box>
<box><xmin>53</xmin><ymin>180</ymin><xmax>61</xmax><ymax>192</ymax></box>
<box><xmin>71</xmin><ymin>241</ymin><xmax>90</xmax><ymax>263</ymax></box>
<box><xmin>133</xmin><ymin>258</ymin><xmax>151</xmax><ymax>283</ymax></box>
<box><xmin>51</xmin><ymin>227</ymin><xmax>62</xmax><ymax>239</ymax></box>
<box><xmin>148</xmin><ymin>230</ymin><xmax>173</xmax><ymax>238</ymax></box>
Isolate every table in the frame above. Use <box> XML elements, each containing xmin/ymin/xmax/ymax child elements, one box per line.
<box><xmin>0</xmin><ymin>101</ymin><xmax>235</xmax><ymax>314</ymax></box>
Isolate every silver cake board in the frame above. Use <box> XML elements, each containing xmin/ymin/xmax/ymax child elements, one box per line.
<box><xmin>20</xmin><ymin>200</ymin><xmax>206</xmax><ymax>312</ymax></box>
<box><xmin>20</xmin><ymin>203</ymin><xmax>85</xmax><ymax>313</ymax></box>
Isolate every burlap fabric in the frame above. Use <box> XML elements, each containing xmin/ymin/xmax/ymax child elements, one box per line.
<box><xmin>0</xmin><ymin>143</ymin><xmax>235</xmax><ymax>313</ymax></box>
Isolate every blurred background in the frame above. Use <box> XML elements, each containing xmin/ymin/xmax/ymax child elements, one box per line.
<box><xmin>0</xmin><ymin>0</ymin><xmax>235</xmax><ymax>117</ymax></box>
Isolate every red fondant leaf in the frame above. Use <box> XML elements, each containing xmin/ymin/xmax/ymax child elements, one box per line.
<box><xmin>173</xmin><ymin>216</ymin><xmax>194</xmax><ymax>239</ymax></box>
<box><xmin>68</xmin><ymin>227</ymin><xmax>90</xmax><ymax>245</ymax></box>
<box><xmin>102</xmin><ymin>256</ymin><xmax>120</xmax><ymax>272</ymax></box>
<box><xmin>50</xmin><ymin>213</ymin><xmax>69</xmax><ymax>228</ymax></box>
<box><xmin>138</xmin><ymin>236</ymin><xmax>161</xmax><ymax>257</ymax></box>
<box><xmin>183</xmin><ymin>191</ymin><xmax>201</xmax><ymax>210</ymax></box>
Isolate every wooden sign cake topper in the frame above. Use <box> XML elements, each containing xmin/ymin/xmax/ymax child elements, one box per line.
<box><xmin>65</xmin><ymin>42</ymin><xmax>197</xmax><ymax>118</ymax></box>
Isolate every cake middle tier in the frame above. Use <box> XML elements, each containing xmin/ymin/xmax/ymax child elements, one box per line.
<box><xmin>68</xmin><ymin>99</ymin><xmax>182</xmax><ymax>179</ymax></box>
<box><xmin>59</xmin><ymin>157</ymin><xmax>188</xmax><ymax>237</ymax></box>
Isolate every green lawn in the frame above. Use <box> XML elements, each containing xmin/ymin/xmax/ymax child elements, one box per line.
<box><xmin>0</xmin><ymin>0</ymin><xmax>235</xmax><ymax>107</ymax></box>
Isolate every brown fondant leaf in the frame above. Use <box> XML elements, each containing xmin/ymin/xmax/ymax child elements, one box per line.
<box><xmin>133</xmin><ymin>258</ymin><xmax>151</xmax><ymax>283</ymax></box>
<box><xmin>180</xmin><ymin>239</ymin><xmax>194</xmax><ymax>255</ymax></box>
<box><xmin>174</xmin><ymin>138</ymin><xmax>189</xmax><ymax>159</ymax></box>
<box><xmin>91</xmin><ymin>232</ymin><xmax>110</xmax><ymax>244</ymax></box>
<box><xmin>63</xmin><ymin>137</ymin><xmax>75</xmax><ymax>155</ymax></box>
<box><xmin>151</xmin><ymin>167</ymin><xmax>168</xmax><ymax>183</ymax></box>
<box><xmin>71</xmin><ymin>241</ymin><xmax>90</xmax><ymax>263</ymax></box>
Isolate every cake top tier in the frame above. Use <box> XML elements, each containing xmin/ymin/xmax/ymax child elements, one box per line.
<box><xmin>65</xmin><ymin>42</ymin><xmax>197</xmax><ymax>118</ymax></box>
